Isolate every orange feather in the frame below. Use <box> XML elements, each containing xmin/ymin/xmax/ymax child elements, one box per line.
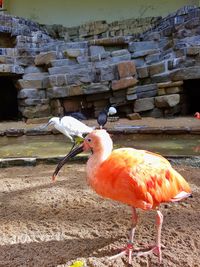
<box><xmin>88</xmin><ymin>146</ymin><xmax>191</xmax><ymax>210</ymax></box>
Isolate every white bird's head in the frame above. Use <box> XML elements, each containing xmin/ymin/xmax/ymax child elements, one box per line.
<box><xmin>48</xmin><ymin>117</ymin><xmax>60</xmax><ymax>126</ymax></box>
<box><xmin>41</xmin><ymin>117</ymin><xmax>61</xmax><ymax>129</ymax></box>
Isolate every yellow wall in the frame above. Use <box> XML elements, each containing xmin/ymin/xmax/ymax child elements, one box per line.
<box><xmin>4</xmin><ymin>0</ymin><xmax>199</xmax><ymax>27</ymax></box>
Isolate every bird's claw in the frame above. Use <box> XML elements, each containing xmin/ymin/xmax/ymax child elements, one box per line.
<box><xmin>109</xmin><ymin>244</ymin><xmax>163</xmax><ymax>265</ymax></box>
<box><xmin>133</xmin><ymin>245</ymin><xmax>163</xmax><ymax>265</ymax></box>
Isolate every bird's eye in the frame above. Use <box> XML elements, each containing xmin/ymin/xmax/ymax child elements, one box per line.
<box><xmin>87</xmin><ymin>138</ymin><xmax>92</xmax><ymax>142</ymax></box>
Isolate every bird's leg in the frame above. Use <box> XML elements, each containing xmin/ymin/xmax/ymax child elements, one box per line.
<box><xmin>153</xmin><ymin>210</ymin><xmax>163</xmax><ymax>263</ymax></box>
<box><xmin>68</xmin><ymin>136</ymin><xmax>84</xmax><ymax>153</ymax></box>
<box><xmin>128</xmin><ymin>207</ymin><xmax>138</xmax><ymax>243</ymax></box>
<box><xmin>127</xmin><ymin>207</ymin><xmax>138</xmax><ymax>264</ymax></box>
<box><xmin>110</xmin><ymin>209</ymin><xmax>164</xmax><ymax>264</ymax></box>
<box><xmin>109</xmin><ymin>207</ymin><xmax>138</xmax><ymax>264</ymax></box>
<box><xmin>68</xmin><ymin>141</ymin><xmax>76</xmax><ymax>153</ymax></box>
<box><xmin>133</xmin><ymin>209</ymin><xmax>164</xmax><ymax>264</ymax></box>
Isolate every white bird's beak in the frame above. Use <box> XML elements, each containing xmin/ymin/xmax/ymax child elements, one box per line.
<box><xmin>40</xmin><ymin>121</ymin><xmax>53</xmax><ymax>130</ymax></box>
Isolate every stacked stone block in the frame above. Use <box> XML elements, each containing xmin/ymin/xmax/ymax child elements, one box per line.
<box><xmin>1</xmin><ymin>6</ymin><xmax>200</xmax><ymax>120</ymax></box>
<box><xmin>43</xmin><ymin>17</ymin><xmax>161</xmax><ymax>41</ymax></box>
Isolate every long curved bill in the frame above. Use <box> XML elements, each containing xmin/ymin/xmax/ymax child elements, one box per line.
<box><xmin>52</xmin><ymin>143</ymin><xmax>84</xmax><ymax>182</ymax></box>
<box><xmin>40</xmin><ymin>121</ymin><xmax>52</xmax><ymax>130</ymax></box>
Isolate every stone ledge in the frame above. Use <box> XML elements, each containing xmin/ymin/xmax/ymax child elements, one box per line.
<box><xmin>24</xmin><ymin>128</ymin><xmax>51</xmax><ymax>136</ymax></box>
<box><xmin>0</xmin><ymin>156</ymin><xmax>88</xmax><ymax>168</ymax></box>
<box><xmin>0</xmin><ymin>124</ymin><xmax>199</xmax><ymax>137</ymax></box>
<box><xmin>5</xmin><ymin>129</ymin><xmax>24</xmax><ymax>137</ymax></box>
<box><xmin>162</xmin><ymin>127</ymin><xmax>191</xmax><ymax>134</ymax></box>
<box><xmin>0</xmin><ymin>158</ymin><xmax>36</xmax><ymax>168</ymax></box>
<box><xmin>0</xmin><ymin>155</ymin><xmax>199</xmax><ymax>168</ymax></box>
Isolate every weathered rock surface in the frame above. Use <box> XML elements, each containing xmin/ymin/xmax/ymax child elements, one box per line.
<box><xmin>155</xmin><ymin>94</ymin><xmax>180</xmax><ymax>108</ymax></box>
<box><xmin>1</xmin><ymin>6</ymin><xmax>200</xmax><ymax>120</ymax></box>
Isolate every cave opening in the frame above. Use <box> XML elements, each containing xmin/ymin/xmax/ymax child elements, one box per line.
<box><xmin>0</xmin><ymin>76</ymin><xmax>19</xmax><ymax>121</ymax></box>
<box><xmin>182</xmin><ymin>79</ymin><xmax>200</xmax><ymax>115</ymax></box>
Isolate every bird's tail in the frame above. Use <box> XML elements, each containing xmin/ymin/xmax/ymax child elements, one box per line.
<box><xmin>170</xmin><ymin>168</ymin><xmax>191</xmax><ymax>201</ymax></box>
<box><xmin>171</xmin><ymin>191</ymin><xmax>192</xmax><ymax>202</ymax></box>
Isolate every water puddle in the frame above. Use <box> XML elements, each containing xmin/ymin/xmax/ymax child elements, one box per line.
<box><xmin>0</xmin><ymin>135</ymin><xmax>70</xmax><ymax>158</ymax></box>
<box><xmin>0</xmin><ymin>134</ymin><xmax>199</xmax><ymax>158</ymax></box>
<box><xmin>112</xmin><ymin>134</ymin><xmax>200</xmax><ymax>156</ymax></box>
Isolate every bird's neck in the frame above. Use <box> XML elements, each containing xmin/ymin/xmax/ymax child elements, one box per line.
<box><xmin>86</xmin><ymin>145</ymin><xmax>112</xmax><ymax>180</ymax></box>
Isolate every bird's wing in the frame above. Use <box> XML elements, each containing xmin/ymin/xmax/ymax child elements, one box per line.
<box><xmin>61</xmin><ymin>117</ymin><xmax>92</xmax><ymax>136</ymax></box>
<box><xmin>137</xmin><ymin>150</ymin><xmax>191</xmax><ymax>205</ymax></box>
<box><xmin>97</xmin><ymin>112</ymin><xmax>107</xmax><ymax>127</ymax></box>
<box><xmin>54</xmin><ymin>124</ymin><xmax>73</xmax><ymax>140</ymax></box>
<box><xmin>93</xmin><ymin>148</ymin><xmax>190</xmax><ymax>210</ymax></box>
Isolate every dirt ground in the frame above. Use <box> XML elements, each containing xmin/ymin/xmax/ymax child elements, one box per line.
<box><xmin>0</xmin><ymin>116</ymin><xmax>199</xmax><ymax>266</ymax></box>
<box><xmin>0</xmin><ymin>163</ymin><xmax>199</xmax><ymax>267</ymax></box>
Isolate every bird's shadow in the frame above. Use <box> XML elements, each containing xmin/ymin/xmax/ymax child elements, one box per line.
<box><xmin>0</xmin><ymin>236</ymin><xmax>119</xmax><ymax>267</ymax></box>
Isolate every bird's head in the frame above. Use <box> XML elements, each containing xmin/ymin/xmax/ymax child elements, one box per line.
<box><xmin>52</xmin><ymin>129</ymin><xmax>113</xmax><ymax>181</ymax></box>
<box><xmin>108</xmin><ymin>106</ymin><xmax>117</xmax><ymax>116</ymax></box>
<box><xmin>48</xmin><ymin>117</ymin><xmax>60</xmax><ymax>126</ymax></box>
<box><xmin>83</xmin><ymin>129</ymin><xmax>113</xmax><ymax>153</ymax></box>
<box><xmin>41</xmin><ymin>117</ymin><xmax>60</xmax><ymax>129</ymax></box>
<box><xmin>194</xmin><ymin>112</ymin><xmax>200</xmax><ymax>118</ymax></box>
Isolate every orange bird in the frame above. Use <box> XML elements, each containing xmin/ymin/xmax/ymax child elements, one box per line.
<box><xmin>194</xmin><ymin>112</ymin><xmax>200</xmax><ymax>119</ymax></box>
<box><xmin>52</xmin><ymin>129</ymin><xmax>191</xmax><ymax>265</ymax></box>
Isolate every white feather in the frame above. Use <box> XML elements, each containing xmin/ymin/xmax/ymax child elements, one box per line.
<box><xmin>171</xmin><ymin>191</ymin><xmax>191</xmax><ymax>202</ymax></box>
<box><xmin>44</xmin><ymin>116</ymin><xmax>93</xmax><ymax>142</ymax></box>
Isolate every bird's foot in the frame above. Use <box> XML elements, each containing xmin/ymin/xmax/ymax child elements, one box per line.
<box><xmin>134</xmin><ymin>245</ymin><xmax>162</xmax><ymax>264</ymax></box>
<box><xmin>132</xmin><ymin>244</ymin><xmax>162</xmax><ymax>264</ymax></box>
<box><xmin>109</xmin><ymin>243</ymin><xmax>163</xmax><ymax>265</ymax></box>
<box><xmin>140</xmin><ymin>243</ymin><xmax>165</xmax><ymax>263</ymax></box>
<box><xmin>109</xmin><ymin>242</ymin><xmax>135</xmax><ymax>264</ymax></box>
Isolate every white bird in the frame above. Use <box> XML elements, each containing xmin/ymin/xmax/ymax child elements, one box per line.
<box><xmin>43</xmin><ymin>116</ymin><xmax>93</xmax><ymax>149</ymax></box>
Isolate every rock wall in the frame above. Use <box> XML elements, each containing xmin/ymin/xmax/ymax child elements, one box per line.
<box><xmin>43</xmin><ymin>17</ymin><xmax>161</xmax><ymax>41</ymax></box>
<box><xmin>1</xmin><ymin>6</ymin><xmax>200</xmax><ymax>121</ymax></box>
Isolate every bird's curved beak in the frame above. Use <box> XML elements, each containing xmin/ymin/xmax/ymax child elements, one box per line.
<box><xmin>40</xmin><ymin>121</ymin><xmax>52</xmax><ymax>129</ymax></box>
<box><xmin>52</xmin><ymin>143</ymin><xmax>84</xmax><ymax>182</ymax></box>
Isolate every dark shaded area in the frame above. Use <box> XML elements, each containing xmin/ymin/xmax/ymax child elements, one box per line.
<box><xmin>0</xmin><ymin>33</ymin><xmax>16</xmax><ymax>48</ymax></box>
<box><xmin>61</xmin><ymin>96</ymin><xmax>95</xmax><ymax>119</ymax></box>
<box><xmin>0</xmin><ymin>77</ymin><xmax>19</xmax><ymax>121</ymax></box>
<box><xmin>183</xmin><ymin>79</ymin><xmax>200</xmax><ymax>114</ymax></box>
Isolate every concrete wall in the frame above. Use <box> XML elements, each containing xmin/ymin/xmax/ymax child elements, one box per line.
<box><xmin>5</xmin><ymin>0</ymin><xmax>199</xmax><ymax>27</ymax></box>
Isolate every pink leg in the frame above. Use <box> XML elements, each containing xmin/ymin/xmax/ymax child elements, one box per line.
<box><xmin>110</xmin><ymin>207</ymin><xmax>137</xmax><ymax>264</ymax></box>
<box><xmin>110</xmin><ymin>209</ymin><xmax>164</xmax><ymax>265</ymax></box>
<box><xmin>134</xmin><ymin>209</ymin><xmax>164</xmax><ymax>263</ymax></box>
<box><xmin>129</xmin><ymin>207</ymin><xmax>138</xmax><ymax>242</ymax></box>
<box><xmin>127</xmin><ymin>207</ymin><xmax>138</xmax><ymax>263</ymax></box>
<box><xmin>154</xmin><ymin>210</ymin><xmax>163</xmax><ymax>263</ymax></box>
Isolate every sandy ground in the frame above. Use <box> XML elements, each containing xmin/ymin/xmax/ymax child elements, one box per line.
<box><xmin>0</xmin><ymin>116</ymin><xmax>199</xmax><ymax>266</ymax></box>
<box><xmin>0</xmin><ymin>163</ymin><xmax>199</xmax><ymax>267</ymax></box>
